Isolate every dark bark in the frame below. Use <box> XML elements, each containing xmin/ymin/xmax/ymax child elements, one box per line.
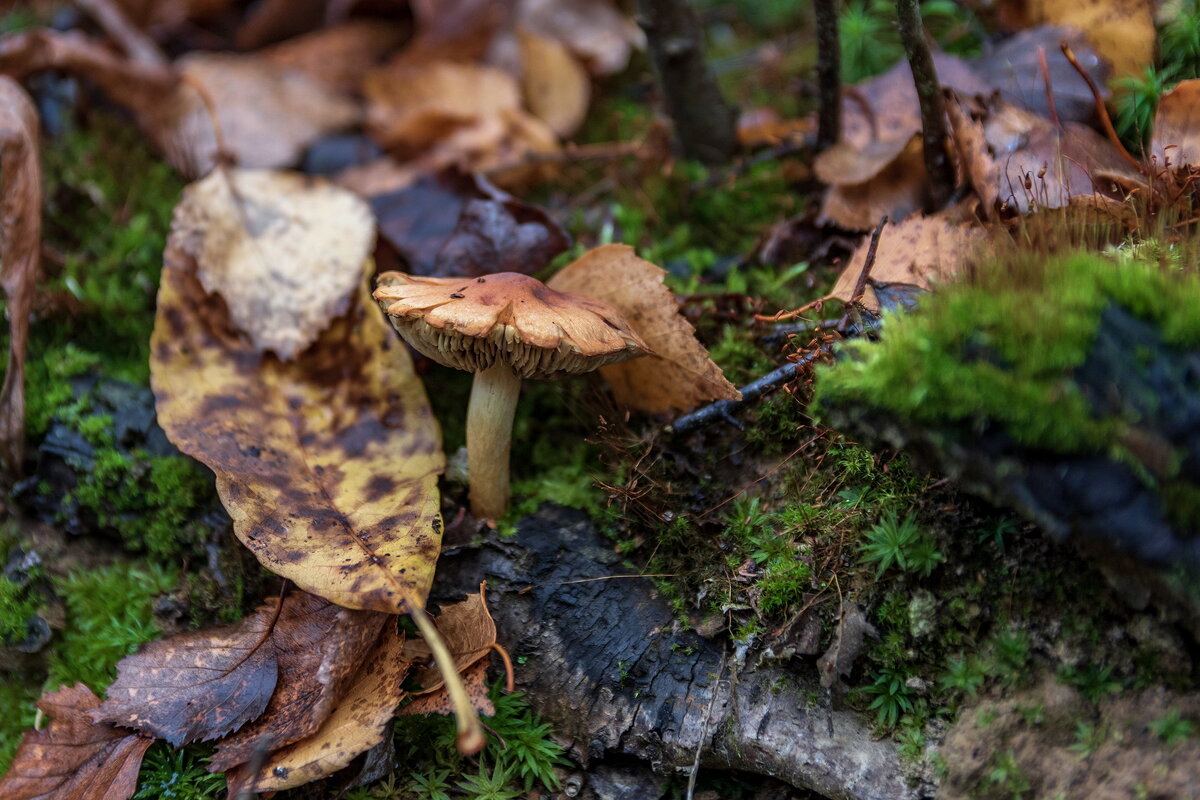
<box><xmin>635</xmin><ymin>0</ymin><xmax>738</xmax><ymax>164</ymax></box>
<box><xmin>814</xmin><ymin>0</ymin><xmax>841</xmax><ymax>150</ymax></box>
<box><xmin>432</xmin><ymin>506</ymin><xmax>917</xmax><ymax>800</ymax></box>
<box><xmin>894</xmin><ymin>0</ymin><xmax>955</xmax><ymax>210</ymax></box>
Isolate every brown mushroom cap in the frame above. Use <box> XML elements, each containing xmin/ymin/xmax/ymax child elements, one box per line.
<box><xmin>374</xmin><ymin>271</ymin><xmax>651</xmax><ymax>379</ymax></box>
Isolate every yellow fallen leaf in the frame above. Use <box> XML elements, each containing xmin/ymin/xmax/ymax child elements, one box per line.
<box><xmin>997</xmin><ymin>0</ymin><xmax>1154</xmax><ymax>79</ymax></box>
<box><xmin>151</xmin><ymin>175</ymin><xmax>444</xmax><ymax>614</ymax></box>
<box><xmin>548</xmin><ymin>245</ymin><xmax>740</xmax><ymax>413</ymax></box>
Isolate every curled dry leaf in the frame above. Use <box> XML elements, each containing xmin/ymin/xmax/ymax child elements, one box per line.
<box><xmin>818</xmin><ymin>134</ymin><xmax>927</xmax><ymax>231</ymax></box>
<box><xmin>172</xmin><ymin>169</ymin><xmax>375</xmax><ymax>359</ymax></box>
<box><xmin>1150</xmin><ymin>79</ymin><xmax>1200</xmax><ymax>175</ymax></box>
<box><xmin>259</xmin><ymin>21</ymin><xmax>407</xmax><ymax>94</ymax></box>
<box><xmin>547</xmin><ymin>245</ymin><xmax>740</xmax><ymax>413</ymax></box>
<box><xmin>407</xmin><ymin>585</ymin><xmax>497</xmax><ymax>693</ymax></box>
<box><xmin>369</xmin><ymin>168</ymin><xmax>569</xmax><ymax>279</ymax></box>
<box><xmin>0</xmin><ymin>77</ymin><xmax>40</xmax><ymax>475</ymax></box>
<box><xmin>817</xmin><ymin>603</ymin><xmax>877</xmax><ymax>690</ymax></box>
<box><xmin>225</xmin><ymin>623</ymin><xmax>411</xmax><ymax>794</ymax></box>
<box><xmin>0</xmin><ymin>29</ymin><xmax>359</xmax><ymax>177</ymax></box>
<box><xmin>151</xmin><ymin>177</ymin><xmax>444</xmax><ymax>614</ymax></box>
<box><xmin>0</xmin><ymin>684</ymin><xmax>152</xmax><ymax>800</ymax></box>
<box><xmin>517</xmin><ymin>27</ymin><xmax>590</xmax><ymax>138</ymax></box>
<box><xmin>830</xmin><ymin>216</ymin><xmax>984</xmax><ymax>312</ymax></box>
<box><xmin>398</xmin><ymin>658</ymin><xmax>495</xmax><ymax>717</ymax></box>
<box><xmin>517</xmin><ymin>0</ymin><xmax>642</xmax><ymax>76</ymax></box>
<box><xmin>208</xmin><ymin>597</ymin><xmax>388</xmax><ymax>772</ymax></box>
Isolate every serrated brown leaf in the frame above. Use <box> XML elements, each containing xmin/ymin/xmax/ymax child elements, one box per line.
<box><xmin>397</xmin><ymin>658</ymin><xmax>495</xmax><ymax>717</ymax></box>
<box><xmin>0</xmin><ymin>684</ymin><xmax>152</xmax><ymax>800</ymax></box>
<box><xmin>208</xmin><ymin>596</ymin><xmax>388</xmax><ymax>772</ymax></box>
<box><xmin>404</xmin><ymin>585</ymin><xmax>497</xmax><ymax>694</ymax></box>
<box><xmin>0</xmin><ymin>77</ymin><xmax>40</xmax><ymax>475</ymax></box>
<box><xmin>830</xmin><ymin>216</ymin><xmax>983</xmax><ymax>311</ymax></box>
<box><xmin>171</xmin><ymin>169</ymin><xmax>376</xmax><ymax>360</ymax></box>
<box><xmin>225</xmin><ymin>623</ymin><xmax>411</xmax><ymax>794</ymax></box>
<box><xmin>547</xmin><ymin>245</ymin><xmax>739</xmax><ymax>414</ymax></box>
<box><xmin>94</xmin><ymin>599</ymin><xmax>282</xmax><ymax>746</ymax></box>
<box><xmin>151</xmin><ymin>176</ymin><xmax>444</xmax><ymax>614</ymax></box>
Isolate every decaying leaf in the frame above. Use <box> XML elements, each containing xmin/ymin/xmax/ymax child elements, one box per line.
<box><xmin>259</xmin><ymin>21</ymin><xmax>407</xmax><ymax>94</ymax></box>
<box><xmin>0</xmin><ymin>684</ymin><xmax>152</xmax><ymax>800</ymax></box>
<box><xmin>407</xmin><ymin>585</ymin><xmax>497</xmax><ymax>693</ymax></box>
<box><xmin>0</xmin><ymin>30</ymin><xmax>360</xmax><ymax>177</ymax></box>
<box><xmin>830</xmin><ymin>216</ymin><xmax>983</xmax><ymax>311</ymax></box>
<box><xmin>547</xmin><ymin>245</ymin><xmax>740</xmax><ymax>413</ymax></box>
<box><xmin>816</xmin><ymin>602</ymin><xmax>877</xmax><ymax>690</ymax></box>
<box><xmin>94</xmin><ymin>598</ymin><xmax>285</xmax><ymax>745</ymax></box>
<box><xmin>208</xmin><ymin>597</ymin><xmax>388</xmax><ymax>772</ymax></box>
<box><xmin>517</xmin><ymin>0</ymin><xmax>642</xmax><ymax>76</ymax></box>
<box><xmin>818</xmin><ymin>135</ymin><xmax>928</xmax><ymax>231</ymax></box>
<box><xmin>1150</xmin><ymin>79</ymin><xmax>1200</xmax><ymax>174</ymax></box>
<box><xmin>997</xmin><ymin>0</ymin><xmax>1154</xmax><ymax>79</ymax></box>
<box><xmin>225</xmin><ymin>622</ymin><xmax>411</xmax><ymax>794</ymax></box>
<box><xmin>151</xmin><ymin>173</ymin><xmax>444</xmax><ymax>614</ymax></box>
<box><xmin>172</xmin><ymin>169</ymin><xmax>376</xmax><ymax>359</ymax></box>
<box><xmin>0</xmin><ymin>77</ymin><xmax>40</xmax><ymax>475</ymax></box>
<box><xmin>517</xmin><ymin>27</ymin><xmax>590</xmax><ymax>138</ymax></box>
<box><xmin>370</xmin><ymin>168</ymin><xmax>569</xmax><ymax>278</ymax></box>
<box><xmin>398</xmin><ymin>658</ymin><xmax>495</xmax><ymax>716</ymax></box>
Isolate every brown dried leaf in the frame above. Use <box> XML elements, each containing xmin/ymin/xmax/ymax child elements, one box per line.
<box><xmin>405</xmin><ymin>0</ymin><xmax>517</xmax><ymax>63</ymax></box>
<box><xmin>407</xmin><ymin>586</ymin><xmax>497</xmax><ymax>693</ymax></box>
<box><xmin>830</xmin><ymin>216</ymin><xmax>984</xmax><ymax>311</ymax></box>
<box><xmin>0</xmin><ymin>684</ymin><xmax>152</xmax><ymax>800</ymax></box>
<box><xmin>997</xmin><ymin>0</ymin><xmax>1154</xmax><ymax>79</ymax></box>
<box><xmin>1150</xmin><ymin>79</ymin><xmax>1200</xmax><ymax>173</ymax></box>
<box><xmin>547</xmin><ymin>245</ymin><xmax>739</xmax><ymax>413</ymax></box>
<box><xmin>517</xmin><ymin>0</ymin><xmax>642</xmax><ymax>76</ymax></box>
<box><xmin>397</xmin><ymin>658</ymin><xmax>495</xmax><ymax>716</ymax></box>
<box><xmin>813</xmin><ymin>135</ymin><xmax>916</xmax><ymax>187</ymax></box>
<box><xmin>171</xmin><ymin>169</ymin><xmax>375</xmax><ymax>359</ymax></box>
<box><xmin>0</xmin><ymin>78</ymin><xmax>40</xmax><ymax>475</ymax></box>
<box><xmin>151</xmin><ymin>183</ymin><xmax>444</xmax><ymax>613</ymax></box>
<box><xmin>225</xmin><ymin>623</ymin><xmax>411</xmax><ymax>793</ymax></box>
<box><xmin>259</xmin><ymin>21</ymin><xmax>407</xmax><ymax>94</ymax></box>
<box><xmin>945</xmin><ymin>94</ymin><xmax>999</xmax><ymax>219</ymax></box>
<box><xmin>93</xmin><ymin>598</ymin><xmax>291</xmax><ymax>746</ymax></box>
<box><xmin>208</xmin><ymin>598</ymin><xmax>388</xmax><ymax>772</ymax></box>
<box><xmin>517</xmin><ymin>27</ymin><xmax>590</xmax><ymax>138</ymax></box>
<box><xmin>816</xmin><ymin>603</ymin><xmax>877</xmax><ymax>690</ymax></box>
<box><xmin>818</xmin><ymin>135</ymin><xmax>927</xmax><ymax>231</ymax></box>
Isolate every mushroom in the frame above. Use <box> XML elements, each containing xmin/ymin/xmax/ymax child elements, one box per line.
<box><xmin>374</xmin><ymin>271</ymin><xmax>650</xmax><ymax>519</ymax></box>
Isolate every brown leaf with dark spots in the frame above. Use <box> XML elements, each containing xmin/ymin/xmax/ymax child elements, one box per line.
<box><xmin>369</xmin><ymin>168</ymin><xmax>569</xmax><ymax>278</ymax></box>
<box><xmin>548</xmin><ymin>245</ymin><xmax>739</xmax><ymax>413</ymax></box>
<box><xmin>225</xmin><ymin>623</ymin><xmax>411</xmax><ymax>794</ymax></box>
<box><xmin>94</xmin><ymin>599</ymin><xmax>283</xmax><ymax>746</ymax></box>
<box><xmin>405</xmin><ymin>585</ymin><xmax>497</xmax><ymax>694</ymax></box>
<box><xmin>0</xmin><ymin>78</ymin><xmax>40</xmax><ymax>475</ymax></box>
<box><xmin>398</xmin><ymin>658</ymin><xmax>494</xmax><ymax>717</ymax></box>
<box><xmin>208</xmin><ymin>597</ymin><xmax>388</xmax><ymax>772</ymax></box>
<box><xmin>151</xmin><ymin>174</ymin><xmax>444</xmax><ymax>614</ymax></box>
<box><xmin>0</xmin><ymin>684</ymin><xmax>152</xmax><ymax>800</ymax></box>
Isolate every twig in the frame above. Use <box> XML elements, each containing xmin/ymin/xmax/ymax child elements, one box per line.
<box><xmin>1060</xmin><ymin>40</ymin><xmax>1147</xmax><ymax>176</ymax></box>
<box><xmin>814</xmin><ymin>0</ymin><xmax>841</xmax><ymax>150</ymax></box>
<box><xmin>1037</xmin><ymin>46</ymin><xmax>1061</xmax><ymax>130</ymax></box>
<box><xmin>74</xmin><ymin>0</ymin><xmax>168</xmax><ymax>68</ymax></box>
<box><xmin>635</xmin><ymin>0</ymin><xmax>739</xmax><ymax>164</ymax></box>
<box><xmin>838</xmin><ymin>215</ymin><xmax>887</xmax><ymax>334</ymax></box>
<box><xmin>669</xmin><ymin>346</ymin><xmax>830</xmax><ymax>435</ymax></box>
<box><xmin>895</xmin><ymin>0</ymin><xmax>956</xmax><ymax>209</ymax></box>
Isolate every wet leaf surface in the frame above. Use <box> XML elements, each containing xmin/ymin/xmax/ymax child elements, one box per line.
<box><xmin>151</xmin><ymin>174</ymin><xmax>444</xmax><ymax>614</ymax></box>
<box><xmin>1150</xmin><ymin>79</ymin><xmax>1200</xmax><ymax>174</ymax></box>
<box><xmin>548</xmin><ymin>245</ymin><xmax>740</xmax><ymax>413</ymax></box>
<box><xmin>0</xmin><ymin>685</ymin><xmax>152</xmax><ymax>800</ymax></box>
<box><xmin>225</xmin><ymin>622</ymin><xmax>411</xmax><ymax>793</ymax></box>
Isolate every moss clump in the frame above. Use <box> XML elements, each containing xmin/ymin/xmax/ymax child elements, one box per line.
<box><xmin>48</xmin><ymin>562</ymin><xmax>177</xmax><ymax>692</ymax></box>
<box><xmin>814</xmin><ymin>252</ymin><xmax>1200</xmax><ymax>455</ymax></box>
<box><xmin>0</xmin><ymin>573</ymin><xmax>40</xmax><ymax>644</ymax></box>
<box><xmin>0</xmin><ymin>681</ymin><xmax>39</xmax><ymax>774</ymax></box>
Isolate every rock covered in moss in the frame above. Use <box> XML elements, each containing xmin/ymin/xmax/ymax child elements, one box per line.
<box><xmin>813</xmin><ymin>252</ymin><xmax>1200</xmax><ymax>599</ymax></box>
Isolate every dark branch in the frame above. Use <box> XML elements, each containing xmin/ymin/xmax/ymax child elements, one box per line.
<box><xmin>894</xmin><ymin>0</ymin><xmax>956</xmax><ymax>210</ymax></box>
<box><xmin>814</xmin><ymin>0</ymin><xmax>841</xmax><ymax>150</ymax></box>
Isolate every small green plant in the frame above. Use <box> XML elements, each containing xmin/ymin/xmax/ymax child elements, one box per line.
<box><xmin>940</xmin><ymin>654</ymin><xmax>986</xmax><ymax>697</ymax></box>
<box><xmin>862</xmin><ymin>668</ymin><xmax>916</xmax><ymax>729</ymax></box>
<box><xmin>1067</xmin><ymin>720</ymin><xmax>1107</xmax><ymax>759</ymax></box>
<box><xmin>1060</xmin><ymin>664</ymin><xmax>1124</xmax><ymax>703</ymax></box>
<box><xmin>859</xmin><ymin>512</ymin><xmax>942</xmax><ymax>578</ymax></box>
<box><xmin>897</xmin><ymin>720</ymin><xmax>926</xmax><ymax>762</ymax></box>
<box><xmin>0</xmin><ymin>573</ymin><xmax>40</xmax><ymax>644</ymax></box>
<box><xmin>482</xmin><ymin>688</ymin><xmax>570</xmax><ymax>792</ymax></box>
<box><xmin>406</xmin><ymin>770</ymin><xmax>453</xmax><ymax>800</ymax></box>
<box><xmin>983</xmin><ymin>750</ymin><xmax>1030</xmax><ymax>799</ymax></box>
<box><xmin>839</xmin><ymin>0</ymin><xmax>981</xmax><ymax>83</ymax></box>
<box><xmin>1149</xmin><ymin>708</ymin><xmax>1196</xmax><ymax>745</ymax></box>
<box><xmin>1114</xmin><ymin>65</ymin><xmax>1177</xmax><ymax>149</ymax></box>
<box><xmin>455</xmin><ymin>761</ymin><xmax>522</xmax><ymax>800</ymax></box>
<box><xmin>134</xmin><ymin>744</ymin><xmax>224</xmax><ymax>800</ymax></box>
<box><xmin>986</xmin><ymin>629</ymin><xmax>1031</xmax><ymax>687</ymax></box>
<box><xmin>977</xmin><ymin>517</ymin><xmax>1018</xmax><ymax>552</ymax></box>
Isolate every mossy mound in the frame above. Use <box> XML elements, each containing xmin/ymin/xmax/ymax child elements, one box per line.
<box><xmin>814</xmin><ymin>252</ymin><xmax>1200</xmax><ymax>574</ymax></box>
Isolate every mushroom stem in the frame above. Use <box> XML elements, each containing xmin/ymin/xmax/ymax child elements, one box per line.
<box><xmin>466</xmin><ymin>361</ymin><xmax>522</xmax><ymax>519</ymax></box>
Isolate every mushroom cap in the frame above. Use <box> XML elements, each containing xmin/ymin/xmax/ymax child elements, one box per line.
<box><xmin>373</xmin><ymin>271</ymin><xmax>651</xmax><ymax>379</ymax></box>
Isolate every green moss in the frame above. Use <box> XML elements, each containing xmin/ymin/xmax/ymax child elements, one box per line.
<box><xmin>48</xmin><ymin>562</ymin><xmax>177</xmax><ymax>692</ymax></box>
<box><xmin>814</xmin><ymin>252</ymin><xmax>1200</xmax><ymax>456</ymax></box>
<box><xmin>134</xmin><ymin>744</ymin><xmax>224</xmax><ymax>800</ymax></box>
<box><xmin>0</xmin><ymin>574</ymin><xmax>39</xmax><ymax>643</ymax></box>
<box><xmin>0</xmin><ymin>681</ymin><xmax>39</xmax><ymax>774</ymax></box>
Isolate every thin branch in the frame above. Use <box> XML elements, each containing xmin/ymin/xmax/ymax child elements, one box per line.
<box><xmin>895</xmin><ymin>0</ymin><xmax>956</xmax><ymax>209</ymax></box>
<box><xmin>814</xmin><ymin>0</ymin><xmax>841</xmax><ymax>150</ymax></box>
<box><xmin>1060</xmin><ymin>40</ymin><xmax>1148</xmax><ymax>177</ymax></box>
